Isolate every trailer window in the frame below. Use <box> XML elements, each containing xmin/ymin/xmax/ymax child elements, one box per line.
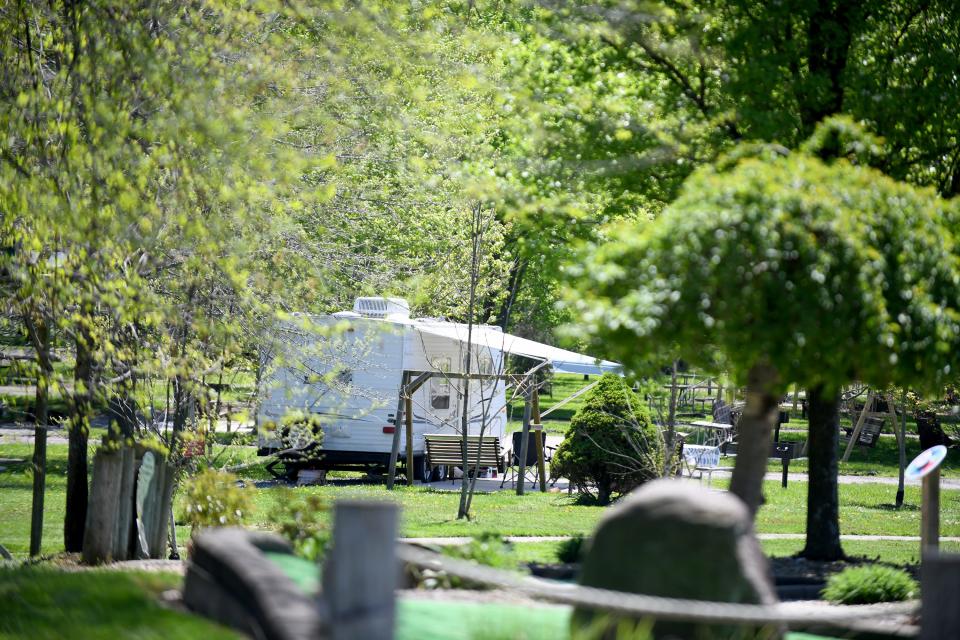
<box><xmin>431</xmin><ymin>357</ymin><xmax>452</xmax><ymax>410</ymax></box>
<box><xmin>477</xmin><ymin>354</ymin><xmax>495</xmax><ymax>392</ymax></box>
<box><xmin>478</xmin><ymin>355</ymin><xmax>494</xmax><ymax>375</ymax></box>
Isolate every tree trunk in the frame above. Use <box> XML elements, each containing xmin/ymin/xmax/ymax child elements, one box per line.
<box><xmin>597</xmin><ymin>481</ymin><xmax>612</xmax><ymax>506</ymax></box>
<box><xmin>457</xmin><ymin>203</ymin><xmax>485</xmax><ymax>520</ymax></box>
<box><xmin>729</xmin><ymin>363</ymin><xmax>780</xmax><ymax>519</ymax></box>
<box><xmin>30</xmin><ymin>368</ymin><xmax>50</xmax><ymax>557</ymax></box>
<box><xmin>897</xmin><ymin>390</ymin><xmax>907</xmax><ymax>509</ymax></box>
<box><xmin>496</xmin><ymin>259</ymin><xmax>526</xmax><ymax>332</ymax></box>
<box><xmin>801</xmin><ymin>385</ymin><xmax>844</xmax><ymax>560</ymax></box>
<box><xmin>65</xmin><ymin>326</ymin><xmax>94</xmax><ymax>552</ymax></box>
<box><xmin>801</xmin><ymin>0</ymin><xmax>855</xmax><ymax>132</ymax></box>
<box><xmin>27</xmin><ymin>316</ymin><xmax>52</xmax><ymax>557</ymax></box>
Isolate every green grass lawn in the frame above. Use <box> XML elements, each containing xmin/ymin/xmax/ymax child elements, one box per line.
<box><xmin>749</xmin><ymin>429</ymin><xmax>960</xmax><ymax>478</ymax></box>
<box><xmin>0</xmin><ymin>568</ymin><xmax>241</xmax><ymax>639</ymax></box>
<box><xmin>0</xmin><ymin>442</ymin><xmax>266</xmax><ymax>556</ymax></box>
<box><xmin>4</xmin><ymin>441</ymin><xmax>960</xmax><ymax>558</ymax></box>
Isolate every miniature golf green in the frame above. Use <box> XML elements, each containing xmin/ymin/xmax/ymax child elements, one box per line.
<box><xmin>262</xmin><ymin>552</ymin><xmax>837</xmax><ymax>640</ymax></box>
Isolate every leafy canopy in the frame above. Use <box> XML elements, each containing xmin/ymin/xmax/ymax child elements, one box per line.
<box><xmin>568</xmin><ymin>125</ymin><xmax>960</xmax><ymax>393</ymax></box>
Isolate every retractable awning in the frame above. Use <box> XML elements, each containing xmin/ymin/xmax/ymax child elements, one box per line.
<box><xmin>412</xmin><ymin>321</ymin><xmax>621</xmax><ymax>376</ymax></box>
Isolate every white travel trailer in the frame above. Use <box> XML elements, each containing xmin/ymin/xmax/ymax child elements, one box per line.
<box><xmin>257</xmin><ymin>297</ymin><xmax>620</xmax><ymax>480</ymax></box>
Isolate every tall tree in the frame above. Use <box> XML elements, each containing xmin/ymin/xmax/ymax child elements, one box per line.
<box><xmin>567</xmin><ymin>124</ymin><xmax>960</xmax><ymax>543</ymax></box>
<box><xmin>516</xmin><ymin>1</ymin><xmax>960</xmax><ymax>559</ymax></box>
<box><xmin>1</xmin><ymin>0</ymin><xmax>315</xmax><ymax>554</ymax></box>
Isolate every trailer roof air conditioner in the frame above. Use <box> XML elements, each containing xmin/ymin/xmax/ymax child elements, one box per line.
<box><xmin>353</xmin><ymin>297</ymin><xmax>410</xmax><ymax>319</ymax></box>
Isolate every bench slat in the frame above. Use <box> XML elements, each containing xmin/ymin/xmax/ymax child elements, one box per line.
<box><xmin>424</xmin><ymin>434</ymin><xmax>503</xmax><ymax>471</ymax></box>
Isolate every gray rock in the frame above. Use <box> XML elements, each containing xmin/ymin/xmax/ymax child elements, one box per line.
<box><xmin>573</xmin><ymin>480</ymin><xmax>781</xmax><ymax>639</ymax></box>
<box><xmin>185</xmin><ymin>528</ymin><xmax>321</xmax><ymax>640</ymax></box>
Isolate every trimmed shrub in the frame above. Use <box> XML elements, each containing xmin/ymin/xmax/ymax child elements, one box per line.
<box><xmin>556</xmin><ymin>535</ymin><xmax>585</xmax><ymax>564</ymax></box>
<box><xmin>822</xmin><ymin>565</ymin><xmax>918</xmax><ymax>605</ymax></box>
<box><xmin>182</xmin><ymin>468</ymin><xmax>255</xmax><ymax>534</ymax></box>
<box><xmin>551</xmin><ymin>374</ymin><xmax>663</xmax><ymax>505</ymax></box>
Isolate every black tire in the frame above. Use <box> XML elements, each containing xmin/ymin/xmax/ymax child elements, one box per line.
<box><xmin>427</xmin><ymin>465</ymin><xmax>447</xmax><ymax>483</ymax></box>
<box><xmin>412</xmin><ymin>455</ymin><xmax>430</xmax><ymax>482</ymax></box>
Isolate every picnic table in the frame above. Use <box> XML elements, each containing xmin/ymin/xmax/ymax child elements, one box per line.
<box><xmin>678</xmin><ymin>420</ymin><xmax>734</xmax><ymax>445</ymax></box>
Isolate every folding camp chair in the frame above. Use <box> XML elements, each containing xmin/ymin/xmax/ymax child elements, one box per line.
<box><xmin>681</xmin><ymin>444</ymin><xmax>728</xmax><ymax>486</ymax></box>
<box><xmin>499</xmin><ymin>431</ymin><xmax>554</xmax><ymax>489</ymax></box>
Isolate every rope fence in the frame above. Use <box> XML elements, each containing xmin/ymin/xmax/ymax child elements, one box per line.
<box><xmin>396</xmin><ymin>543</ymin><xmax>918</xmax><ymax>627</ymax></box>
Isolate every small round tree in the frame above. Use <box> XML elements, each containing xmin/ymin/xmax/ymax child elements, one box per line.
<box><xmin>568</xmin><ymin>119</ymin><xmax>960</xmax><ymax>558</ymax></box>
<box><xmin>552</xmin><ymin>373</ymin><xmax>664</xmax><ymax>505</ymax></box>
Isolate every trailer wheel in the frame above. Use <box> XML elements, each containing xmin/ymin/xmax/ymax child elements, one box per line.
<box><xmin>428</xmin><ymin>465</ymin><xmax>447</xmax><ymax>482</ymax></box>
<box><xmin>411</xmin><ymin>455</ymin><xmax>430</xmax><ymax>482</ymax></box>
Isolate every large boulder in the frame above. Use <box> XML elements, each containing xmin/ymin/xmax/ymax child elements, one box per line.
<box><xmin>573</xmin><ymin>480</ymin><xmax>781</xmax><ymax>639</ymax></box>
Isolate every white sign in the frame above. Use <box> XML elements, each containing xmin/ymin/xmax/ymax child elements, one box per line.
<box><xmin>906</xmin><ymin>445</ymin><xmax>947</xmax><ymax>481</ymax></box>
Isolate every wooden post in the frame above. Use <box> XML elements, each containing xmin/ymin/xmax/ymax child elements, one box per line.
<box><xmin>841</xmin><ymin>390</ymin><xmax>873</xmax><ymax>463</ymax></box>
<box><xmin>113</xmin><ymin>445</ymin><xmax>136</xmax><ymax>560</ymax></box>
<box><xmin>323</xmin><ymin>501</ymin><xmax>399</xmax><ymax>640</ymax></box>
<box><xmin>517</xmin><ymin>390</ymin><xmax>532</xmax><ymax>496</ymax></box>
<box><xmin>405</xmin><ymin>396</ymin><xmax>414</xmax><ymax>486</ymax></box>
<box><xmin>83</xmin><ymin>449</ymin><xmax>123</xmax><ymax>564</ymax></box>
<box><xmin>144</xmin><ymin>459</ymin><xmax>168</xmax><ymax>558</ymax></box>
<box><xmin>153</xmin><ymin>461</ymin><xmax>176</xmax><ymax>559</ymax></box>
<box><xmin>920</xmin><ymin>553</ymin><xmax>960</xmax><ymax>640</ymax></box>
<box><xmin>532</xmin><ymin>387</ymin><xmax>546</xmax><ymax>492</ymax></box>
<box><xmin>386</xmin><ymin>372</ymin><xmax>409</xmax><ymax>490</ymax></box>
<box><xmin>922</xmin><ymin>468</ymin><xmax>941</xmax><ymax>553</ymax></box>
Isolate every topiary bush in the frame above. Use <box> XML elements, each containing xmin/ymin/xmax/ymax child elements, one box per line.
<box><xmin>182</xmin><ymin>468</ymin><xmax>255</xmax><ymax>535</ymax></box>
<box><xmin>550</xmin><ymin>373</ymin><xmax>663</xmax><ymax>505</ymax></box>
<box><xmin>821</xmin><ymin>565</ymin><xmax>918</xmax><ymax>605</ymax></box>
